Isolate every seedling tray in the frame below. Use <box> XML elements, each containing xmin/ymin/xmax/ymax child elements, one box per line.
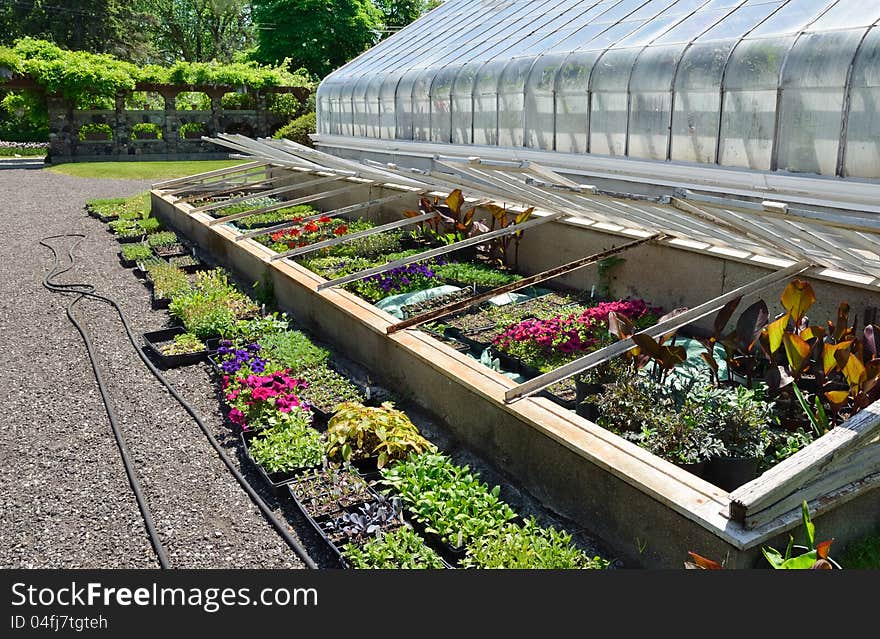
<box><xmin>116</xmin><ymin>234</ymin><xmax>145</xmax><ymax>244</ymax></box>
<box><xmin>240</xmin><ymin>430</ymin><xmax>323</xmax><ymax>496</ymax></box>
<box><xmin>142</xmin><ymin>326</ymin><xmax>217</xmax><ymax>369</ymax></box>
<box><xmin>118</xmin><ymin>251</ymin><xmax>138</xmax><ymax>269</ymax></box>
<box><xmin>153</xmin><ymin>244</ymin><xmax>190</xmax><ymax>258</ymax></box>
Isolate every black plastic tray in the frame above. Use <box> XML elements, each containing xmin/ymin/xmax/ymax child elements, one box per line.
<box><xmin>118</xmin><ymin>251</ymin><xmax>138</xmax><ymax>269</ymax></box>
<box><xmin>142</xmin><ymin>326</ymin><xmax>217</xmax><ymax>368</ymax></box>
<box><xmin>240</xmin><ymin>430</ymin><xmax>323</xmax><ymax>496</ymax></box>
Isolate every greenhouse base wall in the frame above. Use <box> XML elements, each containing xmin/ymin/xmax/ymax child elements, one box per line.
<box><xmin>151</xmin><ymin>173</ymin><xmax>880</xmax><ymax>568</ymax></box>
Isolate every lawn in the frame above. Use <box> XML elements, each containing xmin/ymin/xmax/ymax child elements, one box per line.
<box><xmin>47</xmin><ymin>159</ymin><xmax>249</xmax><ymax>180</ymax></box>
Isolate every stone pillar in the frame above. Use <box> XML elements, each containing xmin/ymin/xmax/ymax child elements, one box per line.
<box><xmin>255</xmin><ymin>90</ymin><xmax>269</xmax><ymax>137</ymax></box>
<box><xmin>46</xmin><ymin>93</ymin><xmax>73</xmax><ymax>160</ymax></box>
<box><xmin>207</xmin><ymin>88</ymin><xmax>225</xmax><ymax>138</ymax></box>
<box><xmin>160</xmin><ymin>89</ymin><xmax>178</xmax><ymax>153</ymax></box>
<box><xmin>114</xmin><ymin>91</ymin><xmax>127</xmax><ymax>156</ymax></box>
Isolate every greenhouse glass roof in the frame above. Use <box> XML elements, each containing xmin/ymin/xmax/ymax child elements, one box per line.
<box><xmin>317</xmin><ymin>0</ymin><xmax>880</xmax><ymax>179</ymax></box>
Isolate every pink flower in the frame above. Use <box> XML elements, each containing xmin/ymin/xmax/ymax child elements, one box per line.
<box><xmin>228</xmin><ymin>408</ymin><xmax>245</xmax><ymax>426</ymax></box>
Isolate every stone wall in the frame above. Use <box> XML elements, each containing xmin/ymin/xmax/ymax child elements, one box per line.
<box><xmin>47</xmin><ymin>84</ymin><xmax>308</xmax><ymax>162</ymax></box>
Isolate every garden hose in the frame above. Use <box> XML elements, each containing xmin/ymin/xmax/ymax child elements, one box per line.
<box><xmin>40</xmin><ymin>233</ymin><xmax>318</xmax><ymax>570</ymax></box>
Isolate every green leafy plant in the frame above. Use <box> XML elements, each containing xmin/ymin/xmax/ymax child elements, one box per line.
<box><xmin>248</xmin><ymin>422</ymin><xmax>325</xmax><ymax>474</ymax></box>
<box><xmin>78</xmin><ymin>122</ymin><xmax>112</xmax><ymax>140</ymax></box>
<box><xmin>121</xmin><ymin>243</ymin><xmax>153</xmax><ymax>262</ymax></box>
<box><xmin>147</xmin><ymin>230</ymin><xmax>182</xmax><ymax>248</ymax></box>
<box><xmin>461</xmin><ymin>518</ymin><xmax>611</xmax><ymax>569</ymax></box>
<box><xmin>762</xmin><ymin>501</ymin><xmax>837</xmax><ymax>569</ymax></box>
<box><xmin>326</xmin><ymin>401</ymin><xmax>436</xmax><ymax>468</ymax></box>
<box><xmin>258</xmin><ymin>329</ymin><xmax>330</xmax><ymax>374</ymax></box>
<box><xmin>403</xmin><ymin>188</ymin><xmax>490</xmax><ymax>246</ymax></box>
<box><xmin>273</xmin><ymin>111</ymin><xmax>316</xmax><ymax>148</ymax></box>
<box><xmin>379</xmin><ymin>452</ymin><xmax>518</xmax><ymax>548</ymax></box>
<box><xmin>144</xmin><ymin>261</ymin><xmax>191</xmax><ymax>300</ymax></box>
<box><xmin>169</xmin><ymin>269</ymin><xmax>260</xmax><ymax>339</ymax></box>
<box><xmin>433</xmin><ymin>261</ymin><xmax>522</xmax><ymax>288</ymax></box>
<box><xmin>130</xmin><ymin>122</ymin><xmax>162</xmax><ymax>140</ymax></box>
<box><xmin>179</xmin><ymin>122</ymin><xmax>205</xmax><ymax>139</ymax></box>
<box><xmin>297</xmin><ymin>367</ymin><xmax>365</xmax><ymax>414</ymax></box>
<box><xmin>342</xmin><ymin>526</ymin><xmax>447</xmax><ymax>569</ymax></box>
<box><xmin>160</xmin><ymin>332</ymin><xmax>206</xmax><ymax>355</ymax></box>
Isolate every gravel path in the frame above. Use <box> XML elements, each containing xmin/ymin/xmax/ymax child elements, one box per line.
<box><xmin>0</xmin><ymin>167</ymin><xmax>613</xmax><ymax>570</ymax></box>
<box><xmin>0</xmin><ymin>169</ymin><xmax>334</xmax><ymax>569</ymax></box>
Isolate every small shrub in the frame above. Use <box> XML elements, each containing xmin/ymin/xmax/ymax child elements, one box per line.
<box><xmin>179</xmin><ymin>122</ymin><xmax>205</xmax><ymax>139</ymax></box>
<box><xmin>78</xmin><ymin>122</ymin><xmax>112</xmax><ymax>140</ymax></box>
<box><xmin>273</xmin><ymin>111</ymin><xmax>316</xmax><ymax>148</ymax></box>
<box><xmin>131</xmin><ymin>122</ymin><xmax>162</xmax><ymax>140</ymax></box>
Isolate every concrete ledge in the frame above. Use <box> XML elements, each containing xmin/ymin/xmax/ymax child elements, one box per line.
<box><xmin>151</xmin><ymin>179</ymin><xmax>880</xmax><ymax>568</ymax></box>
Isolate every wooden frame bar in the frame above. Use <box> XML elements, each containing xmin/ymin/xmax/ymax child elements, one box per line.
<box><xmin>152</xmin><ymin>160</ymin><xmax>267</xmax><ymax>189</ymax></box>
<box><xmin>232</xmin><ymin>190</ymin><xmax>424</xmax><ymax>241</ymax></box>
<box><xmin>207</xmin><ymin>182</ymin><xmax>366</xmax><ymax>226</ymax></box>
<box><xmin>268</xmin><ymin>212</ymin><xmax>437</xmax><ymax>261</ymax></box>
<box><xmin>163</xmin><ymin>167</ymin><xmax>273</xmax><ymax>197</ymax></box>
<box><xmin>386</xmin><ymin>233</ymin><xmax>667</xmax><ymax>334</ymax></box>
<box><xmin>315</xmin><ymin>211</ymin><xmax>567</xmax><ymax>291</ymax></box>
<box><xmin>194</xmin><ymin>174</ymin><xmax>348</xmax><ymax>215</ymax></box>
<box><xmin>729</xmin><ymin>401</ymin><xmax>880</xmax><ymax>526</ymax></box>
<box><xmin>503</xmin><ymin>260</ymin><xmax>814</xmax><ymax>403</ymax></box>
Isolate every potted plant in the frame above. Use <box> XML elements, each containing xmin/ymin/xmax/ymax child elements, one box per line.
<box><xmin>296</xmin><ymin>366</ymin><xmax>365</xmax><ymax>424</ymax></box>
<box><xmin>319</xmin><ymin>494</ymin><xmax>406</xmax><ymax>549</ymax></box>
<box><xmin>341</xmin><ymin>526</ymin><xmax>448</xmax><ymax>569</ymax></box>
<box><xmin>179</xmin><ymin>122</ymin><xmax>205</xmax><ymax>140</ymax></box>
<box><xmin>147</xmin><ymin>230</ymin><xmax>189</xmax><ymax>258</ymax></box>
<box><xmin>244</xmin><ymin>421</ymin><xmax>325</xmax><ymax>489</ymax></box>
<box><xmin>131</xmin><ymin>122</ymin><xmax>162</xmax><ymax>140</ymax></box>
<box><xmin>325</xmin><ymin>401</ymin><xmax>437</xmax><ymax>473</ymax></box>
<box><xmin>703</xmin><ymin>385</ymin><xmax>776</xmax><ymax>491</ymax></box>
<box><xmin>378</xmin><ymin>452</ymin><xmax>518</xmax><ymax>560</ymax></box>
<box><xmin>461</xmin><ymin>518</ymin><xmax>611</xmax><ymax>569</ymax></box>
<box><xmin>143</xmin><ymin>327</ymin><xmax>214</xmax><ymax>368</ymax></box>
<box><xmin>288</xmin><ymin>464</ymin><xmax>374</xmax><ymax>519</ymax></box>
<box><xmin>119</xmin><ymin>242</ymin><xmax>153</xmax><ymax>268</ymax></box>
<box><xmin>78</xmin><ymin>122</ymin><xmax>112</xmax><ymax>141</ymax></box>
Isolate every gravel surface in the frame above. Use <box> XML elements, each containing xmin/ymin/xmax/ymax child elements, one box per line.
<box><xmin>0</xmin><ymin>169</ymin><xmax>331</xmax><ymax>569</ymax></box>
<box><xmin>0</xmin><ymin>168</ymin><xmax>614</xmax><ymax>570</ymax></box>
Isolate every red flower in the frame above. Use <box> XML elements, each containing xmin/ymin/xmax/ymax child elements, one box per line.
<box><xmin>333</xmin><ymin>225</ymin><xmax>348</xmax><ymax>236</ymax></box>
<box><xmin>303</xmin><ymin>222</ymin><xmax>319</xmax><ymax>233</ymax></box>
<box><xmin>317</xmin><ymin>216</ymin><xmax>332</xmax><ymax>224</ymax></box>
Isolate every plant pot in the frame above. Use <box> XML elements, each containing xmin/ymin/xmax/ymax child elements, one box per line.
<box><xmin>705</xmin><ymin>456</ymin><xmax>760</xmax><ymax>492</ymax></box>
<box><xmin>142</xmin><ymin>326</ymin><xmax>217</xmax><ymax>369</ymax></box>
<box><xmin>83</xmin><ymin>132</ymin><xmax>110</xmax><ymax>141</ymax></box>
<box><xmin>575</xmin><ymin>379</ymin><xmax>603</xmax><ymax>403</ymax></box>
<box><xmin>133</xmin><ymin>132</ymin><xmax>159</xmax><ymax>140</ymax></box>
<box><xmin>674</xmin><ymin>460</ymin><xmax>708</xmax><ymax>479</ymax></box>
<box><xmin>183</xmin><ymin>130</ymin><xmax>203</xmax><ymax>139</ymax></box>
<box><xmin>350</xmin><ymin>455</ymin><xmax>381</xmax><ymax>479</ymax></box>
<box><xmin>575</xmin><ymin>401</ymin><xmax>600</xmax><ymax>422</ymax></box>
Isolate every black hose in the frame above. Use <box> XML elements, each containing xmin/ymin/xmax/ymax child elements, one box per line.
<box><xmin>40</xmin><ymin>233</ymin><xmax>318</xmax><ymax>570</ymax></box>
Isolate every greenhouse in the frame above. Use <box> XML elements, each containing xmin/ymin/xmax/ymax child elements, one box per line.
<box><xmin>317</xmin><ymin>0</ymin><xmax>880</xmax><ymax>180</ymax></box>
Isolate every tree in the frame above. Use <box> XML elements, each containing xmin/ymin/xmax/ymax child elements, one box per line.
<box><xmin>373</xmin><ymin>0</ymin><xmax>427</xmax><ymax>32</ymax></box>
<box><xmin>0</xmin><ymin>0</ymin><xmax>151</xmax><ymax>60</ymax></box>
<box><xmin>135</xmin><ymin>0</ymin><xmax>256</xmax><ymax>63</ymax></box>
<box><xmin>252</xmin><ymin>0</ymin><xmax>383</xmax><ymax>79</ymax></box>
